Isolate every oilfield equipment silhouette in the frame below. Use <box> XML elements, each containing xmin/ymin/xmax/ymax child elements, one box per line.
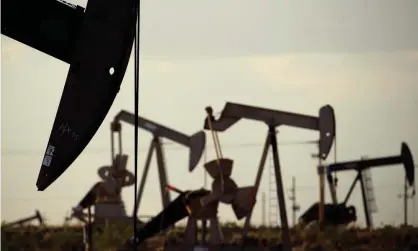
<box><xmin>1</xmin><ymin>0</ymin><xmax>417</xmax><ymax>250</ymax></box>
<box><xmin>300</xmin><ymin>143</ymin><xmax>416</xmax><ymax>229</ymax></box>
<box><xmin>197</xmin><ymin>102</ymin><xmax>335</xmax><ymax>251</ymax></box>
<box><xmin>106</xmin><ymin>104</ymin><xmax>415</xmax><ymax>250</ymax></box>
<box><xmin>120</xmin><ymin>102</ymin><xmax>415</xmax><ymax>251</ymax></box>
<box><xmin>66</xmin><ymin>154</ymin><xmax>135</xmax><ymax>224</ymax></box>
<box><xmin>2</xmin><ymin>103</ymin><xmax>416</xmax><ymax>251</ymax></box>
<box><xmin>64</xmin><ymin>110</ymin><xmax>206</xmax><ymax>249</ymax></box>
<box><xmin>3</xmin><ymin>210</ymin><xmax>45</xmax><ymax>228</ymax></box>
<box><xmin>110</xmin><ymin>110</ymin><xmax>206</xmax><ymax>219</ymax></box>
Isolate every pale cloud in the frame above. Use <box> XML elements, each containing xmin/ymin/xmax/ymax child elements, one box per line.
<box><xmin>243</xmin><ymin>52</ymin><xmax>418</xmax><ymax>99</ymax></box>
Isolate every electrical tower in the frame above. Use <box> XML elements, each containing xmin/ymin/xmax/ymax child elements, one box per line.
<box><xmin>268</xmin><ymin>152</ymin><xmax>278</xmax><ymax>227</ymax></box>
<box><xmin>397</xmin><ymin>174</ymin><xmax>416</xmax><ymax>226</ymax></box>
<box><xmin>361</xmin><ymin>167</ymin><xmax>378</xmax><ymax>229</ymax></box>
<box><xmin>288</xmin><ymin>176</ymin><xmax>300</xmax><ymax>227</ymax></box>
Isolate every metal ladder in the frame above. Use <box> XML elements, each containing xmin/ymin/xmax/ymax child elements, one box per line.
<box><xmin>268</xmin><ymin>152</ymin><xmax>279</xmax><ymax>227</ymax></box>
<box><xmin>361</xmin><ymin>166</ymin><xmax>378</xmax><ymax>228</ymax></box>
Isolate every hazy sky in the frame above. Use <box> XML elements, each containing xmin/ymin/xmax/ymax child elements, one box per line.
<box><xmin>2</xmin><ymin>0</ymin><xmax>418</xmax><ymax>227</ymax></box>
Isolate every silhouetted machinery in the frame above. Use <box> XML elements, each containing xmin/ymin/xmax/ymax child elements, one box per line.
<box><xmin>64</xmin><ymin>110</ymin><xmax>206</xmax><ymax>250</ymax></box>
<box><xmin>3</xmin><ymin>210</ymin><xmax>44</xmax><ymax>227</ymax></box>
<box><xmin>110</xmin><ymin>110</ymin><xmax>206</xmax><ymax>219</ymax></box>
<box><xmin>300</xmin><ymin>142</ymin><xmax>415</xmax><ymax>228</ymax></box>
<box><xmin>117</xmin><ymin>103</ymin><xmax>336</xmax><ymax>251</ymax></box>
<box><xmin>2</xmin><ymin>0</ymin><xmax>85</xmax><ymax>64</ymax></box>
<box><xmin>183</xmin><ymin>159</ymin><xmax>256</xmax><ymax>247</ymax></box>
<box><xmin>120</xmin><ymin>187</ymin><xmax>210</xmax><ymax>248</ymax></box>
<box><xmin>299</xmin><ymin>203</ymin><xmax>357</xmax><ymax>226</ymax></box>
<box><xmin>199</xmin><ymin>103</ymin><xmax>336</xmax><ymax>251</ymax></box>
<box><xmin>119</xmin><ymin>160</ymin><xmax>255</xmax><ymax>250</ymax></box>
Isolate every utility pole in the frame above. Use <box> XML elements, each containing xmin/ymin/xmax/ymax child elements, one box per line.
<box><xmin>404</xmin><ymin>175</ymin><xmax>408</xmax><ymax>226</ymax></box>
<box><xmin>288</xmin><ymin>176</ymin><xmax>300</xmax><ymax>227</ymax></box>
<box><xmin>262</xmin><ymin>192</ymin><xmax>266</xmax><ymax>226</ymax></box>
<box><xmin>398</xmin><ymin>171</ymin><xmax>416</xmax><ymax>226</ymax></box>
<box><xmin>414</xmin><ymin>167</ymin><xmax>417</xmax><ymax>226</ymax></box>
<box><xmin>311</xmin><ymin>141</ymin><xmax>324</xmax><ymax>226</ymax></box>
<box><xmin>202</xmin><ymin>148</ymin><xmax>208</xmax><ymax>243</ymax></box>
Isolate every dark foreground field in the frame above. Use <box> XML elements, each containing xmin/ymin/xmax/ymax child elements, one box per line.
<box><xmin>1</xmin><ymin>223</ymin><xmax>418</xmax><ymax>251</ymax></box>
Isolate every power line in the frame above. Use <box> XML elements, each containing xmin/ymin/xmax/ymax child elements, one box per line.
<box><xmin>2</xmin><ymin>140</ymin><xmax>318</xmax><ymax>156</ymax></box>
<box><xmin>2</xmin><ymin>196</ymin><xmax>81</xmax><ymax>201</ymax></box>
<box><xmin>2</xmin><ymin>184</ymin><xmax>405</xmax><ymax>201</ymax></box>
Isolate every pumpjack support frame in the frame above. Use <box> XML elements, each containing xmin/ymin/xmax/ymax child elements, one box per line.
<box><xmin>200</xmin><ymin>102</ymin><xmax>336</xmax><ymax>251</ymax></box>
<box><xmin>3</xmin><ymin>0</ymin><xmax>138</xmax><ymax>191</ymax></box>
<box><xmin>322</xmin><ymin>142</ymin><xmax>415</xmax><ymax>229</ymax></box>
<box><xmin>2</xmin><ymin>0</ymin><xmax>85</xmax><ymax>63</ymax></box>
<box><xmin>111</xmin><ymin>110</ymin><xmax>206</xmax><ymax>218</ymax></box>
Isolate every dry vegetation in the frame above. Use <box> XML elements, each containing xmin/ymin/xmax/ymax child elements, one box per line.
<box><xmin>1</xmin><ymin>222</ymin><xmax>418</xmax><ymax>251</ymax></box>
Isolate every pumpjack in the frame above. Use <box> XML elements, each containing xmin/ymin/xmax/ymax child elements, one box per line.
<box><xmin>197</xmin><ymin>102</ymin><xmax>336</xmax><ymax>251</ymax></box>
<box><xmin>2</xmin><ymin>210</ymin><xmax>44</xmax><ymax>228</ymax></box>
<box><xmin>3</xmin><ymin>0</ymin><xmax>137</xmax><ymax>191</ymax></box>
<box><xmin>118</xmin><ymin>103</ymin><xmax>336</xmax><ymax>250</ymax></box>
<box><xmin>301</xmin><ymin>143</ymin><xmax>416</xmax><ymax>228</ymax></box>
<box><xmin>64</xmin><ymin>110</ymin><xmax>206</xmax><ymax>249</ymax></box>
<box><xmin>110</xmin><ymin>110</ymin><xmax>206</xmax><ymax>218</ymax></box>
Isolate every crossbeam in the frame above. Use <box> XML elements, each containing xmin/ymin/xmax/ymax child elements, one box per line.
<box><xmin>203</xmin><ymin>102</ymin><xmax>335</xmax><ymax>159</ymax></box>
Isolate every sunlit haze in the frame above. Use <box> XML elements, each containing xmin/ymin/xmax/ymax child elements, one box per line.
<box><xmin>1</xmin><ymin>0</ymin><xmax>418</xmax><ymax>227</ymax></box>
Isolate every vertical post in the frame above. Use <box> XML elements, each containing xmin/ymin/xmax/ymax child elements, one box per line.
<box><xmin>88</xmin><ymin>207</ymin><xmax>93</xmax><ymax>251</ymax></box>
<box><xmin>118</xmin><ymin>127</ymin><xmax>123</xmax><ymax>156</ymax></box>
<box><xmin>262</xmin><ymin>192</ymin><xmax>266</xmax><ymax>226</ymax></box>
<box><xmin>404</xmin><ymin>175</ymin><xmax>408</xmax><ymax>226</ymax></box>
<box><xmin>201</xmin><ymin>220</ymin><xmax>207</xmax><ymax>245</ymax></box>
<box><xmin>312</xmin><ymin>142</ymin><xmax>324</xmax><ymax>226</ymax></box>
<box><xmin>204</xmin><ymin>147</ymin><xmax>208</xmax><ymax>189</ymax></box>
<box><xmin>327</xmin><ymin>173</ymin><xmax>338</xmax><ymax>204</ymax></box>
<box><xmin>83</xmin><ymin>225</ymin><xmax>89</xmax><ymax>251</ymax></box>
<box><xmin>202</xmin><ymin>148</ymin><xmax>207</xmax><ymax>244</ymax></box>
<box><xmin>318</xmin><ymin>147</ymin><xmax>324</xmax><ymax>226</ymax></box>
<box><xmin>358</xmin><ymin>171</ymin><xmax>372</xmax><ymax>229</ymax></box>
<box><xmin>288</xmin><ymin>176</ymin><xmax>300</xmax><ymax>227</ymax></box>
<box><xmin>83</xmin><ymin>206</ymin><xmax>92</xmax><ymax>251</ymax></box>
<box><xmin>291</xmin><ymin>177</ymin><xmax>296</xmax><ymax>227</ymax></box>
<box><xmin>327</xmin><ymin>142</ymin><xmax>338</xmax><ymax>205</ymax></box>
<box><xmin>110</xmin><ymin>125</ymin><xmax>115</xmax><ymax>163</ymax></box>
<box><xmin>110</xmin><ymin>121</ymin><xmax>122</xmax><ymax>163</ymax></box>
<box><xmin>269</xmin><ymin>126</ymin><xmax>291</xmax><ymax>251</ymax></box>
<box><xmin>414</xmin><ymin>167</ymin><xmax>417</xmax><ymax>226</ymax></box>
<box><xmin>413</xmin><ymin>191</ymin><xmax>416</xmax><ymax>226</ymax></box>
